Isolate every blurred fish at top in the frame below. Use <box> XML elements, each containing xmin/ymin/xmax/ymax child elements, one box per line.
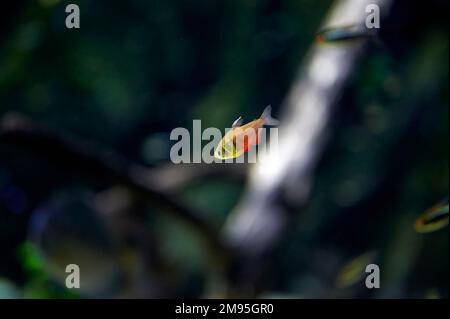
<box><xmin>414</xmin><ymin>198</ymin><xmax>449</xmax><ymax>233</ymax></box>
<box><xmin>315</xmin><ymin>24</ymin><xmax>378</xmax><ymax>44</ymax></box>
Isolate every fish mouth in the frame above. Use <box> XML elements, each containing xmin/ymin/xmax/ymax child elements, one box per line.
<box><xmin>213</xmin><ymin>147</ymin><xmax>224</xmax><ymax>160</ymax></box>
<box><xmin>213</xmin><ymin>150</ymin><xmax>230</xmax><ymax>160</ymax></box>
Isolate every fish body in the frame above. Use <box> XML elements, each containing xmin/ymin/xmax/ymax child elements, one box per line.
<box><xmin>414</xmin><ymin>198</ymin><xmax>449</xmax><ymax>233</ymax></box>
<box><xmin>315</xmin><ymin>24</ymin><xmax>377</xmax><ymax>44</ymax></box>
<box><xmin>214</xmin><ymin>105</ymin><xmax>279</xmax><ymax>160</ymax></box>
<box><xmin>335</xmin><ymin>251</ymin><xmax>378</xmax><ymax>288</ymax></box>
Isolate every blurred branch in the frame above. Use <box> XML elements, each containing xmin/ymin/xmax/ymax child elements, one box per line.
<box><xmin>0</xmin><ymin>113</ymin><xmax>230</xmax><ymax>259</ymax></box>
<box><xmin>145</xmin><ymin>163</ymin><xmax>247</xmax><ymax>193</ymax></box>
<box><xmin>222</xmin><ymin>0</ymin><xmax>393</xmax><ymax>296</ymax></box>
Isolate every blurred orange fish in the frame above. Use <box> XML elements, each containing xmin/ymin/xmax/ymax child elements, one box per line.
<box><xmin>214</xmin><ymin>105</ymin><xmax>279</xmax><ymax>160</ymax></box>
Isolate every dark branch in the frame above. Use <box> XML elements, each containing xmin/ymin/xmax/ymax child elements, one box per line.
<box><xmin>0</xmin><ymin>113</ymin><xmax>230</xmax><ymax>259</ymax></box>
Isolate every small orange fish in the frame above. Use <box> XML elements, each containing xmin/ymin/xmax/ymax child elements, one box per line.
<box><xmin>214</xmin><ymin>105</ymin><xmax>279</xmax><ymax>160</ymax></box>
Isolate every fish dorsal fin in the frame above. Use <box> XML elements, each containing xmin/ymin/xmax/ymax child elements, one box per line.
<box><xmin>232</xmin><ymin>116</ymin><xmax>243</xmax><ymax>128</ymax></box>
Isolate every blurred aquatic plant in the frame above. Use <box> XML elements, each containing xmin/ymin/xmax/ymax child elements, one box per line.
<box><xmin>18</xmin><ymin>241</ymin><xmax>78</xmax><ymax>298</ymax></box>
<box><xmin>19</xmin><ymin>241</ymin><xmax>45</xmax><ymax>274</ymax></box>
<box><xmin>0</xmin><ymin>278</ymin><xmax>21</xmax><ymax>298</ymax></box>
<box><xmin>27</xmin><ymin>192</ymin><xmax>123</xmax><ymax>297</ymax></box>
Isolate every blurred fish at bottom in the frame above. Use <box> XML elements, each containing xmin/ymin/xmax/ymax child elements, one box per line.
<box><xmin>335</xmin><ymin>251</ymin><xmax>378</xmax><ymax>289</ymax></box>
<box><xmin>27</xmin><ymin>192</ymin><xmax>123</xmax><ymax>297</ymax></box>
<box><xmin>414</xmin><ymin>197</ymin><xmax>449</xmax><ymax>233</ymax></box>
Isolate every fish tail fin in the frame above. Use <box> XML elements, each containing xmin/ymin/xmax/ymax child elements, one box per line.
<box><xmin>260</xmin><ymin>105</ymin><xmax>280</xmax><ymax>126</ymax></box>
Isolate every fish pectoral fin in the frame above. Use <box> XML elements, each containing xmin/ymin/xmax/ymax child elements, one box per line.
<box><xmin>232</xmin><ymin>116</ymin><xmax>243</xmax><ymax>128</ymax></box>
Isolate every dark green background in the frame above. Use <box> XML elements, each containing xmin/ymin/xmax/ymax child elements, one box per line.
<box><xmin>0</xmin><ymin>0</ymin><xmax>448</xmax><ymax>298</ymax></box>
